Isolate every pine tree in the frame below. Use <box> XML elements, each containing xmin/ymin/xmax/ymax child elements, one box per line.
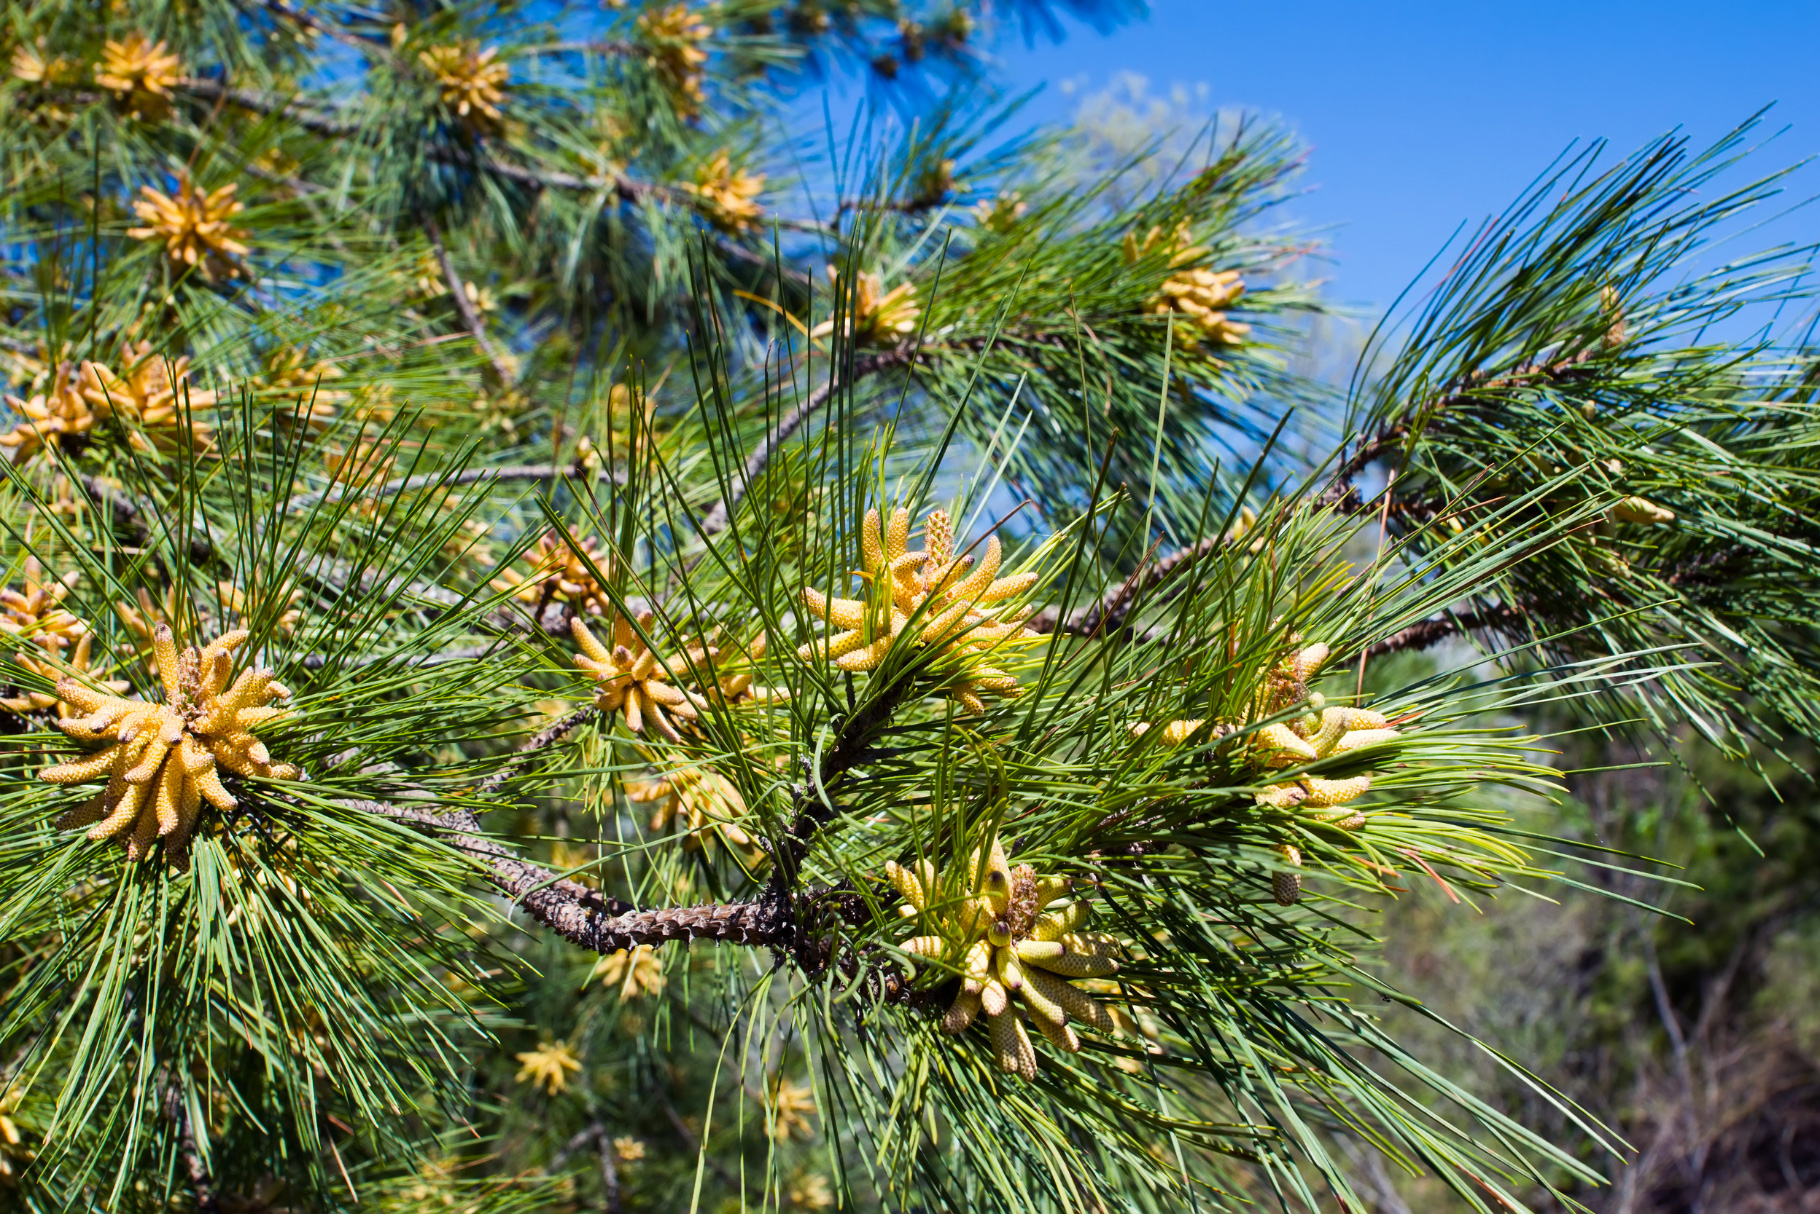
<box><xmin>0</xmin><ymin>3</ymin><xmax>1815</xmax><ymax>1211</ymax></box>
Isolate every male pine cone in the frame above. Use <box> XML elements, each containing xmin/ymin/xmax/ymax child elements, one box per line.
<box><xmin>40</xmin><ymin>624</ymin><xmax>296</xmax><ymax>868</ymax></box>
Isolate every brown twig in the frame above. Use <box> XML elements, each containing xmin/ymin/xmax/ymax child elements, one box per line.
<box><xmin>75</xmin><ymin>474</ymin><xmax>216</xmax><ymax>565</ymax></box>
<box><xmin>1027</xmin><ymin>533</ymin><xmax>1226</xmax><ymax>638</ymax></box>
<box><xmin>475</xmin><ymin>705</ymin><xmax>600</xmax><ymax>798</ymax></box>
<box><xmin>548</xmin><ymin>1121</ymin><xmax>623</xmax><ymax>1213</ymax></box>
<box><xmin>1357</xmin><ymin>468</ymin><xmax>1399</xmax><ymax>700</ymax></box>
<box><xmin>1363</xmin><ymin>605</ymin><xmax>1528</xmax><ymax>660</ymax></box>
<box><xmin>550</xmin><ymin>1122</ymin><xmax>603</xmax><ymax>1173</ymax></box>
<box><xmin>173</xmin><ymin>78</ymin><xmax>815</xmax><ymax>269</ymax></box>
<box><xmin>287</xmin><ymin>460</ymin><xmax>624</xmax><ymax>514</ymax></box>
<box><xmin>358</xmin><ymin>798</ymin><xmax>769</xmax><ymax>950</ymax></box>
<box><xmin>254</xmin><ymin>0</ymin><xmax>389</xmax><ymax>49</ymax></box>
<box><xmin>177</xmin><ymin>78</ymin><xmax>356</xmax><ymax>137</ymax></box>
<box><xmin>698</xmin><ymin>346</ymin><xmax>920</xmax><ymax>535</ymax></box>
<box><xmin>166</xmin><ymin>1087</ymin><xmax>220</xmax><ymax>1214</ymax></box>
<box><xmin>595</xmin><ymin>1127</ymin><xmax>623</xmax><ymax>1214</ymax></box>
<box><xmin>522</xmin><ymin>40</ymin><xmax>636</xmax><ymax>57</ymax></box>
<box><xmin>423</xmin><ymin>214</ymin><xmax>516</xmax><ymax>386</ymax></box>
<box><xmin>1321</xmin><ymin>348</ymin><xmax>1604</xmax><ymax>504</ymax></box>
<box><xmin>655</xmin><ymin>1088</ymin><xmax>747</xmax><ymax>1195</ymax></box>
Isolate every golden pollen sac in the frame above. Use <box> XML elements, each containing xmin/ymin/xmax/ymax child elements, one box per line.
<box><xmin>572</xmin><ymin>613</ymin><xmax>702</xmax><ymax>743</ymax></box>
<box><xmin>417</xmin><ymin>41</ymin><xmax>509</xmax><ymax>133</ymax></box>
<box><xmin>493</xmin><ymin>530</ymin><xmax>615</xmax><ymax>618</ymax></box>
<box><xmin>626</xmin><ymin>761</ymin><xmax>766</xmax><ymax>867</ymax></box>
<box><xmin>637</xmin><ymin>3</ymin><xmax>712</xmax><ymax>114</ymax></box>
<box><xmin>78</xmin><ymin>340</ymin><xmax>218</xmax><ymax>452</ymax></box>
<box><xmin>1248</xmin><ymin>640</ymin><xmax>1398</xmax><ymax>818</ymax></box>
<box><xmin>798</xmin><ymin>506</ymin><xmax>1040</xmax><ymax>714</ymax></box>
<box><xmin>0</xmin><ymin>362</ymin><xmax>98</xmax><ymax>463</ymax></box>
<box><xmin>513</xmin><ymin>1039</ymin><xmax>583</xmax><ymax>1096</ymax></box>
<box><xmin>1123</xmin><ymin>223</ymin><xmax>1249</xmax><ymax>350</ymax></box>
<box><xmin>0</xmin><ymin>555</ymin><xmax>87</xmax><ymax>656</ymax></box>
<box><xmin>127</xmin><ymin>175</ymin><xmax>251</xmax><ymax>283</ymax></box>
<box><xmin>93</xmin><ymin>33</ymin><xmax>182</xmax><ymax>120</ymax></box>
<box><xmin>39</xmin><ymin>624</ymin><xmax>297</xmax><ymax>869</ymax></box>
<box><xmin>808</xmin><ymin>268</ymin><xmax>920</xmax><ymax>346</ymax></box>
<box><xmin>892</xmin><ymin>839</ymin><xmax>1119</xmax><ymax>1080</ymax></box>
<box><xmin>684</xmin><ymin>149</ymin><xmax>765</xmax><ymax>234</ymax></box>
<box><xmin>1273</xmin><ymin>844</ymin><xmax>1303</xmax><ymax>905</ymax></box>
<box><xmin>1609</xmin><ymin>495</ymin><xmax>1676</xmax><ymax>525</ymax></box>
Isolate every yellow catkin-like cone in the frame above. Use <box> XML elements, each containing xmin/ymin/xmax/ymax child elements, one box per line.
<box><xmin>989</xmin><ymin>1012</ymin><xmax>1038</xmax><ymax>1081</ymax></box>
<box><xmin>56</xmin><ymin>792</ymin><xmax>107</xmax><ymax>831</ymax></box>
<box><xmin>1030</xmin><ymin>1012</ymin><xmax>1081</xmax><ymax>1054</ymax></box>
<box><xmin>943</xmin><ymin>989</ymin><xmax>982</xmax><ymax>1035</ymax></box>
<box><xmin>1030</xmin><ymin>901</ymin><xmax>1091</xmax><ymax>942</ymax></box>
<box><xmin>1301</xmin><ymin>775</ymin><xmax>1372</xmax><ymax>806</ymax></box>
<box><xmin>979</xmin><ymin>977</ymin><xmax>1009</xmax><ymax>1017</ymax></box>
<box><xmin>1016</xmin><ymin>969</ymin><xmax>1068</xmax><ymax>1027</ymax></box>
<box><xmin>1273</xmin><ymin>844</ymin><xmax>1303</xmax><ymax>905</ymax></box>
<box><xmin>892</xmin><ymin>838</ymin><xmax>1116</xmax><ymax>1078</ymax></box>
<box><xmin>1610</xmin><ymin>496</ymin><xmax>1675</xmax><ymax>524</ymax></box>
<box><xmin>799</xmin><ymin>505</ymin><xmax>1041</xmax><ymax>714</ymax></box>
<box><xmin>1023</xmin><ymin>951</ymin><xmax>1117</xmax><ymax>979</ymax></box>
<box><xmin>1027</xmin><ymin>967</ymin><xmax>1114</xmax><ymax>1032</ymax></box>
<box><xmin>1294</xmin><ymin>642</ymin><xmax>1330</xmax><ymax>682</ymax></box>
<box><xmin>39</xmin><ymin>623</ymin><xmax>293</xmax><ymax>867</ymax></box>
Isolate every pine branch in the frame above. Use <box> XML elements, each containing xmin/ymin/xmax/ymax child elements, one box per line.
<box><xmin>423</xmin><ymin>214</ymin><xmax>516</xmax><ymax>386</ymax></box>
<box><xmin>287</xmin><ymin>461</ymin><xmax>624</xmax><ymax>514</ymax></box>
<box><xmin>547</xmin><ymin>1121</ymin><xmax>623</xmax><ymax>1213</ymax></box>
<box><xmin>75</xmin><ymin>474</ymin><xmax>216</xmax><ymax>565</ymax></box>
<box><xmin>165</xmin><ymin>1087</ymin><xmax>219</xmax><ymax>1214</ymax></box>
<box><xmin>475</xmin><ymin>705</ymin><xmax>600</xmax><ymax>798</ymax></box>
<box><xmin>1363</xmin><ymin>605</ymin><xmax>1529</xmax><ymax>660</ymax></box>
<box><xmin>1330</xmin><ymin>348</ymin><xmax>1603</xmax><ymax>495</ymax></box>
<box><xmin>655</xmin><ymin>1088</ymin><xmax>748</xmax><ymax>1196</ymax></box>
<box><xmin>356</xmin><ymin>798</ymin><xmax>777</xmax><ymax>950</ymax></box>
<box><xmin>173</xmin><ymin>76</ymin><xmax>815</xmax><ymax>294</ymax></box>
<box><xmin>251</xmin><ymin>0</ymin><xmax>389</xmax><ymax>49</ymax></box>
<box><xmin>595</xmin><ymin>1126</ymin><xmax>623</xmax><ymax>1214</ymax></box>
<box><xmin>523</xmin><ymin>40</ymin><xmax>637</xmax><ymax>57</ymax></box>
<box><xmin>177</xmin><ymin>78</ymin><xmax>356</xmax><ymax>136</ymax></box>
<box><xmin>549</xmin><ymin>1122</ymin><xmax>604</xmax><ymax>1173</ymax></box>
<box><xmin>699</xmin><ymin>346</ymin><xmax>919</xmax><ymax>534</ymax></box>
<box><xmin>1029</xmin><ymin>533</ymin><xmax>1225</xmax><ymax>637</ymax></box>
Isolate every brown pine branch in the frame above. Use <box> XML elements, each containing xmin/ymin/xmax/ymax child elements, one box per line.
<box><xmin>75</xmin><ymin>474</ymin><xmax>217</xmax><ymax>565</ymax></box>
<box><xmin>595</xmin><ymin>1124</ymin><xmax>624</xmax><ymax>1214</ymax></box>
<box><xmin>287</xmin><ymin>460</ymin><xmax>624</xmax><ymax>515</ymax></box>
<box><xmin>357</xmin><ymin>798</ymin><xmax>775</xmax><ymax>950</ymax></box>
<box><xmin>1321</xmin><ymin>348</ymin><xmax>1605</xmax><ymax>503</ymax></box>
<box><xmin>344</xmin><ymin>707</ymin><xmax>780</xmax><ymax>949</ymax></box>
<box><xmin>546</xmin><ymin>1118</ymin><xmax>629</xmax><ymax>1209</ymax></box>
<box><xmin>166</xmin><ymin>1086</ymin><xmax>219</xmax><ymax>1214</ymax></box>
<box><xmin>177</xmin><ymin>78</ymin><xmax>357</xmax><ymax>137</ymax></box>
<box><xmin>1034</xmin><ymin>534</ymin><xmax>1223</xmax><ymax>638</ymax></box>
<box><xmin>476</xmin><ymin>705</ymin><xmax>600</xmax><ymax>798</ymax></box>
<box><xmin>1028</xmin><ymin>532</ymin><xmax>1232</xmax><ymax>638</ymax></box>
<box><xmin>423</xmin><ymin>214</ymin><xmax>517</xmax><ymax>387</ymax></box>
<box><xmin>1364</xmin><ymin>605</ymin><xmax>1528</xmax><ymax>660</ymax></box>
<box><xmin>699</xmin><ymin>346</ymin><xmax>920</xmax><ymax>535</ymax></box>
<box><xmin>253</xmin><ymin>0</ymin><xmax>390</xmax><ymax>50</ymax></box>
<box><xmin>522</xmin><ymin>40</ymin><xmax>637</xmax><ymax>57</ymax></box>
<box><xmin>549</xmin><ymin>1122</ymin><xmax>604</xmax><ymax>1174</ymax></box>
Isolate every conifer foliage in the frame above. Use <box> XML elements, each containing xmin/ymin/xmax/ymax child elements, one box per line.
<box><xmin>0</xmin><ymin>2</ymin><xmax>1816</xmax><ymax>1211</ymax></box>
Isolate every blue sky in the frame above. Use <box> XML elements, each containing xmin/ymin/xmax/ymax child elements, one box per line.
<box><xmin>974</xmin><ymin>0</ymin><xmax>1819</xmax><ymax>316</ymax></box>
